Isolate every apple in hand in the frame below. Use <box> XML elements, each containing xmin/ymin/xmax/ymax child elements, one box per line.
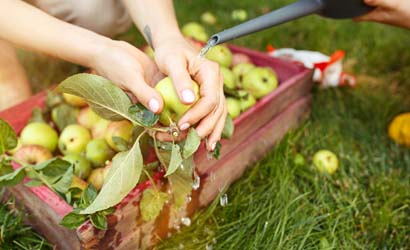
<box><xmin>220</xmin><ymin>66</ymin><xmax>236</xmax><ymax>90</ymax></box>
<box><xmin>63</xmin><ymin>153</ymin><xmax>92</xmax><ymax>179</ymax></box>
<box><xmin>206</xmin><ymin>45</ymin><xmax>233</xmax><ymax>68</ymax></box>
<box><xmin>20</xmin><ymin>122</ymin><xmax>58</xmax><ymax>152</ymax></box>
<box><xmin>77</xmin><ymin>107</ymin><xmax>102</xmax><ymax>129</ymax></box>
<box><xmin>14</xmin><ymin>145</ymin><xmax>53</xmax><ymax>165</ymax></box>
<box><xmin>233</xmin><ymin>63</ymin><xmax>255</xmax><ymax>88</ymax></box>
<box><xmin>85</xmin><ymin>139</ymin><xmax>114</xmax><ymax>167</ymax></box>
<box><xmin>232</xmin><ymin>53</ymin><xmax>252</xmax><ymax>67</ymax></box>
<box><xmin>313</xmin><ymin>150</ymin><xmax>339</xmax><ymax>174</ymax></box>
<box><xmin>58</xmin><ymin>124</ymin><xmax>91</xmax><ymax>155</ymax></box>
<box><xmin>238</xmin><ymin>90</ymin><xmax>256</xmax><ymax>112</ymax></box>
<box><xmin>105</xmin><ymin>120</ymin><xmax>133</xmax><ymax>152</ymax></box>
<box><xmin>155</xmin><ymin>77</ymin><xmax>199</xmax><ymax>126</ymax></box>
<box><xmin>182</xmin><ymin>22</ymin><xmax>208</xmax><ymax>42</ymax></box>
<box><xmin>91</xmin><ymin>118</ymin><xmax>110</xmax><ymax>139</ymax></box>
<box><xmin>226</xmin><ymin>97</ymin><xmax>241</xmax><ymax>119</ymax></box>
<box><xmin>62</xmin><ymin>93</ymin><xmax>87</xmax><ymax>107</ymax></box>
<box><xmin>242</xmin><ymin>67</ymin><xmax>278</xmax><ymax>99</ymax></box>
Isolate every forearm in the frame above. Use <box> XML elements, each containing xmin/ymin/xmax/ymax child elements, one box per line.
<box><xmin>122</xmin><ymin>0</ymin><xmax>183</xmax><ymax>49</ymax></box>
<box><xmin>0</xmin><ymin>0</ymin><xmax>110</xmax><ymax>68</ymax></box>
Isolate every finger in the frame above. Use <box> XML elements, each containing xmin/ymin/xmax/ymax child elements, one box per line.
<box><xmin>207</xmin><ymin>100</ymin><xmax>227</xmax><ymax>150</ymax></box>
<box><xmin>164</xmin><ymin>56</ymin><xmax>197</xmax><ymax>105</ymax></box>
<box><xmin>363</xmin><ymin>0</ymin><xmax>390</xmax><ymax>8</ymax></box>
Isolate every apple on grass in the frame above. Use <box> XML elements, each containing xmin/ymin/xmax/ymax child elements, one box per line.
<box><xmin>155</xmin><ymin>77</ymin><xmax>199</xmax><ymax>126</ymax></box>
<box><xmin>85</xmin><ymin>139</ymin><xmax>114</xmax><ymax>167</ymax></box>
<box><xmin>14</xmin><ymin>145</ymin><xmax>53</xmax><ymax>165</ymax></box>
<box><xmin>181</xmin><ymin>22</ymin><xmax>208</xmax><ymax>42</ymax></box>
<box><xmin>105</xmin><ymin>120</ymin><xmax>133</xmax><ymax>152</ymax></box>
<box><xmin>62</xmin><ymin>93</ymin><xmax>88</xmax><ymax>107</ymax></box>
<box><xmin>313</xmin><ymin>150</ymin><xmax>339</xmax><ymax>174</ymax></box>
<box><xmin>63</xmin><ymin>153</ymin><xmax>92</xmax><ymax>179</ymax></box>
<box><xmin>233</xmin><ymin>63</ymin><xmax>255</xmax><ymax>88</ymax></box>
<box><xmin>58</xmin><ymin>124</ymin><xmax>91</xmax><ymax>155</ymax></box>
<box><xmin>220</xmin><ymin>67</ymin><xmax>236</xmax><ymax>90</ymax></box>
<box><xmin>206</xmin><ymin>45</ymin><xmax>233</xmax><ymax>68</ymax></box>
<box><xmin>242</xmin><ymin>67</ymin><xmax>278</xmax><ymax>99</ymax></box>
<box><xmin>226</xmin><ymin>97</ymin><xmax>241</xmax><ymax>119</ymax></box>
<box><xmin>77</xmin><ymin>107</ymin><xmax>102</xmax><ymax>129</ymax></box>
<box><xmin>20</xmin><ymin>122</ymin><xmax>58</xmax><ymax>152</ymax></box>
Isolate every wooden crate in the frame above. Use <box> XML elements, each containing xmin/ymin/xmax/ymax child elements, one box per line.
<box><xmin>0</xmin><ymin>45</ymin><xmax>313</xmax><ymax>250</ymax></box>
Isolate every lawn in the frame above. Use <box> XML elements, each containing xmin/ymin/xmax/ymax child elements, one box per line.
<box><xmin>2</xmin><ymin>0</ymin><xmax>410</xmax><ymax>249</ymax></box>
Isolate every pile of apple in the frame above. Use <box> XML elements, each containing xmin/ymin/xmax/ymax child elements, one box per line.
<box><xmin>11</xmin><ymin>93</ymin><xmax>136</xmax><ymax>196</ymax></box>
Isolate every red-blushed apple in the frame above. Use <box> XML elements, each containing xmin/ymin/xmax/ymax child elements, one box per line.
<box><xmin>14</xmin><ymin>145</ymin><xmax>53</xmax><ymax>165</ymax></box>
<box><xmin>226</xmin><ymin>97</ymin><xmax>241</xmax><ymax>119</ymax></box>
<box><xmin>63</xmin><ymin>153</ymin><xmax>92</xmax><ymax>179</ymax></box>
<box><xmin>20</xmin><ymin>122</ymin><xmax>58</xmax><ymax>152</ymax></box>
<box><xmin>58</xmin><ymin>124</ymin><xmax>91</xmax><ymax>155</ymax></box>
<box><xmin>181</xmin><ymin>22</ymin><xmax>208</xmax><ymax>42</ymax></box>
<box><xmin>62</xmin><ymin>93</ymin><xmax>88</xmax><ymax>107</ymax></box>
<box><xmin>77</xmin><ymin>107</ymin><xmax>102</xmax><ymax>129</ymax></box>
<box><xmin>221</xmin><ymin>66</ymin><xmax>236</xmax><ymax>90</ymax></box>
<box><xmin>87</xmin><ymin>167</ymin><xmax>105</xmax><ymax>191</ymax></box>
<box><xmin>232</xmin><ymin>53</ymin><xmax>252</xmax><ymax>67</ymax></box>
<box><xmin>242</xmin><ymin>67</ymin><xmax>278</xmax><ymax>99</ymax></box>
<box><xmin>206</xmin><ymin>45</ymin><xmax>233</xmax><ymax>68</ymax></box>
<box><xmin>105</xmin><ymin>120</ymin><xmax>133</xmax><ymax>152</ymax></box>
<box><xmin>155</xmin><ymin>77</ymin><xmax>200</xmax><ymax>126</ymax></box>
<box><xmin>201</xmin><ymin>11</ymin><xmax>217</xmax><ymax>25</ymax></box>
<box><xmin>313</xmin><ymin>150</ymin><xmax>339</xmax><ymax>174</ymax></box>
<box><xmin>85</xmin><ymin>139</ymin><xmax>114</xmax><ymax>167</ymax></box>
<box><xmin>91</xmin><ymin>119</ymin><xmax>110</xmax><ymax>139</ymax></box>
<box><xmin>238</xmin><ymin>90</ymin><xmax>256</xmax><ymax>112</ymax></box>
<box><xmin>232</xmin><ymin>63</ymin><xmax>255</xmax><ymax>88</ymax></box>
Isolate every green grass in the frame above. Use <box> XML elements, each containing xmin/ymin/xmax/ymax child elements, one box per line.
<box><xmin>2</xmin><ymin>0</ymin><xmax>410</xmax><ymax>249</ymax></box>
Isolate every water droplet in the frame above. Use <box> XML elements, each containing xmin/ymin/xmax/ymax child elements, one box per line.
<box><xmin>220</xmin><ymin>193</ymin><xmax>228</xmax><ymax>207</ymax></box>
<box><xmin>192</xmin><ymin>174</ymin><xmax>200</xmax><ymax>190</ymax></box>
<box><xmin>172</xmin><ymin>131</ymin><xmax>179</xmax><ymax>137</ymax></box>
<box><xmin>205</xmin><ymin>244</ymin><xmax>213</xmax><ymax>250</ymax></box>
<box><xmin>181</xmin><ymin>217</ymin><xmax>191</xmax><ymax>227</ymax></box>
<box><xmin>186</xmin><ymin>195</ymin><xmax>192</xmax><ymax>202</ymax></box>
<box><xmin>179</xmin><ymin>164</ymin><xmax>184</xmax><ymax>170</ymax></box>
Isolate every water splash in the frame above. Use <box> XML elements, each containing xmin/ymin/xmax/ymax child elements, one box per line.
<box><xmin>192</xmin><ymin>172</ymin><xmax>200</xmax><ymax>190</ymax></box>
<box><xmin>181</xmin><ymin>217</ymin><xmax>191</xmax><ymax>227</ymax></box>
<box><xmin>198</xmin><ymin>37</ymin><xmax>217</xmax><ymax>58</ymax></box>
<box><xmin>219</xmin><ymin>193</ymin><xmax>228</xmax><ymax>207</ymax></box>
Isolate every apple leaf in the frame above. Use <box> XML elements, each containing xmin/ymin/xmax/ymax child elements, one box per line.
<box><xmin>222</xmin><ymin>116</ymin><xmax>234</xmax><ymax>139</ymax></box>
<box><xmin>24</xmin><ymin>179</ymin><xmax>43</xmax><ymax>187</ymax></box>
<box><xmin>0</xmin><ymin>158</ymin><xmax>13</xmax><ymax>176</ymax></box>
<box><xmin>182</xmin><ymin>129</ymin><xmax>201</xmax><ymax>159</ymax></box>
<box><xmin>165</xmin><ymin>144</ymin><xmax>183</xmax><ymax>177</ymax></box>
<box><xmin>128</xmin><ymin>103</ymin><xmax>159</xmax><ymax>127</ymax></box>
<box><xmin>60</xmin><ymin>211</ymin><xmax>87</xmax><ymax>229</ymax></box>
<box><xmin>90</xmin><ymin>213</ymin><xmax>108</xmax><ymax>230</ymax></box>
<box><xmin>140</xmin><ymin>188</ymin><xmax>169</xmax><ymax>221</ymax></box>
<box><xmin>0</xmin><ymin>119</ymin><xmax>17</xmax><ymax>155</ymax></box>
<box><xmin>80</xmin><ymin>184</ymin><xmax>98</xmax><ymax>207</ymax></box>
<box><xmin>33</xmin><ymin>158</ymin><xmax>72</xmax><ymax>177</ymax></box>
<box><xmin>0</xmin><ymin>167</ymin><xmax>26</xmax><ymax>187</ymax></box>
<box><xmin>57</xmin><ymin>73</ymin><xmax>133</xmax><ymax>121</ymax></box>
<box><xmin>111</xmin><ymin>136</ymin><xmax>129</xmax><ymax>152</ymax></box>
<box><xmin>52</xmin><ymin>104</ymin><xmax>78</xmax><ymax>131</ymax></box>
<box><xmin>46</xmin><ymin>90</ymin><xmax>64</xmax><ymax>109</ymax></box>
<box><xmin>168</xmin><ymin>156</ymin><xmax>194</xmax><ymax>208</ymax></box>
<box><xmin>81</xmin><ymin>141</ymin><xmax>143</xmax><ymax>214</ymax></box>
<box><xmin>52</xmin><ymin>166</ymin><xmax>74</xmax><ymax>194</ymax></box>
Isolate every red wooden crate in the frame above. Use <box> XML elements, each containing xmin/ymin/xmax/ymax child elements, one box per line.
<box><xmin>0</xmin><ymin>45</ymin><xmax>313</xmax><ymax>250</ymax></box>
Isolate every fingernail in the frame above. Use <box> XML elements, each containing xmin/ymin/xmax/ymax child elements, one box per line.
<box><xmin>182</xmin><ymin>89</ymin><xmax>195</xmax><ymax>103</ymax></box>
<box><xmin>180</xmin><ymin>123</ymin><xmax>190</xmax><ymax>131</ymax></box>
<box><xmin>211</xmin><ymin>142</ymin><xmax>217</xmax><ymax>151</ymax></box>
<box><xmin>149</xmin><ymin>98</ymin><xmax>159</xmax><ymax>113</ymax></box>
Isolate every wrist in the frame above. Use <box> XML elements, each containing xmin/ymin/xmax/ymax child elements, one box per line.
<box><xmin>152</xmin><ymin>29</ymin><xmax>185</xmax><ymax>49</ymax></box>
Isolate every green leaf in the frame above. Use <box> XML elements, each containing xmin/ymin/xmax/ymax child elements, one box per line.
<box><xmin>0</xmin><ymin>119</ymin><xmax>18</xmax><ymax>155</ymax></box>
<box><xmin>81</xmin><ymin>184</ymin><xmax>98</xmax><ymax>207</ymax></box>
<box><xmin>182</xmin><ymin>128</ymin><xmax>201</xmax><ymax>159</ymax></box>
<box><xmin>33</xmin><ymin>158</ymin><xmax>71</xmax><ymax>177</ymax></box>
<box><xmin>128</xmin><ymin>103</ymin><xmax>159</xmax><ymax>127</ymax></box>
<box><xmin>51</xmin><ymin>104</ymin><xmax>78</xmax><ymax>131</ymax></box>
<box><xmin>46</xmin><ymin>90</ymin><xmax>64</xmax><ymax>108</ymax></box>
<box><xmin>90</xmin><ymin>213</ymin><xmax>108</xmax><ymax>230</ymax></box>
<box><xmin>140</xmin><ymin>189</ymin><xmax>169</xmax><ymax>221</ymax></box>
<box><xmin>0</xmin><ymin>167</ymin><xmax>26</xmax><ymax>187</ymax></box>
<box><xmin>212</xmin><ymin>141</ymin><xmax>222</xmax><ymax>160</ymax></box>
<box><xmin>57</xmin><ymin>73</ymin><xmax>133</xmax><ymax>121</ymax></box>
<box><xmin>28</xmin><ymin>108</ymin><xmax>46</xmax><ymax>124</ymax></box>
<box><xmin>100</xmin><ymin>207</ymin><xmax>115</xmax><ymax>216</ymax></box>
<box><xmin>52</xmin><ymin>166</ymin><xmax>74</xmax><ymax>193</ymax></box>
<box><xmin>165</xmin><ymin>144</ymin><xmax>183</xmax><ymax>177</ymax></box>
<box><xmin>222</xmin><ymin>115</ymin><xmax>234</xmax><ymax>139</ymax></box>
<box><xmin>24</xmin><ymin>179</ymin><xmax>43</xmax><ymax>187</ymax></box>
<box><xmin>111</xmin><ymin>136</ymin><xmax>129</xmax><ymax>152</ymax></box>
<box><xmin>0</xmin><ymin>158</ymin><xmax>13</xmax><ymax>176</ymax></box>
<box><xmin>60</xmin><ymin>211</ymin><xmax>87</xmax><ymax>229</ymax></box>
<box><xmin>168</xmin><ymin>157</ymin><xmax>194</xmax><ymax>208</ymax></box>
<box><xmin>81</xmin><ymin>141</ymin><xmax>144</xmax><ymax>214</ymax></box>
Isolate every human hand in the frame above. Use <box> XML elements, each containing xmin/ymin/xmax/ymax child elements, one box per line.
<box><xmin>354</xmin><ymin>0</ymin><xmax>410</xmax><ymax>29</ymax></box>
<box><xmin>153</xmin><ymin>35</ymin><xmax>227</xmax><ymax>151</ymax></box>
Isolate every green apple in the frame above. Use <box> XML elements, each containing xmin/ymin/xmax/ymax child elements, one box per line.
<box><xmin>14</xmin><ymin>145</ymin><xmax>53</xmax><ymax>165</ymax></box>
<box><xmin>77</xmin><ymin>107</ymin><xmax>102</xmax><ymax>129</ymax></box>
<box><xmin>20</xmin><ymin>122</ymin><xmax>58</xmax><ymax>152</ymax></box>
<box><xmin>232</xmin><ymin>53</ymin><xmax>252</xmax><ymax>67</ymax></box>
<box><xmin>143</xmin><ymin>46</ymin><xmax>155</xmax><ymax>59</ymax></box>
<box><xmin>201</xmin><ymin>11</ymin><xmax>217</xmax><ymax>25</ymax></box>
<box><xmin>85</xmin><ymin>139</ymin><xmax>114</xmax><ymax>167</ymax></box>
<box><xmin>155</xmin><ymin>77</ymin><xmax>200</xmax><ymax>126</ymax></box>
<box><xmin>206</xmin><ymin>45</ymin><xmax>233</xmax><ymax>68</ymax></box>
<box><xmin>313</xmin><ymin>150</ymin><xmax>339</xmax><ymax>174</ymax></box>
<box><xmin>238</xmin><ymin>90</ymin><xmax>256</xmax><ymax>112</ymax></box>
<box><xmin>181</xmin><ymin>22</ymin><xmax>208</xmax><ymax>42</ymax></box>
<box><xmin>63</xmin><ymin>153</ymin><xmax>92</xmax><ymax>179</ymax></box>
<box><xmin>91</xmin><ymin>118</ymin><xmax>110</xmax><ymax>139</ymax></box>
<box><xmin>87</xmin><ymin>167</ymin><xmax>106</xmax><ymax>191</ymax></box>
<box><xmin>233</xmin><ymin>63</ymin><xmax>255</xmax><ymax>88</ymax></box>
<box><xmin>62</xmin><ymin>93</ymin><xmax>87</xmax><ymax>107</ymax></box>
<box><xmin>221</xmin><ymin>66</ymin><xmax>236</xmax><ymax>90</ymax></box>
<box><xmin>226</xmin><ymin>97</ymin><xmax>241</xmax><ymax>119</ymax></box>
<box><xmin>105</xmin><ymin>120</ymin><xmax>133</xmax><ymax>152</ymax></box>
<box><xmin>242</xmin><ymin>67</ymin><xmax>278</xmax><ymax>99</ymax></box>
<box><xmin>58</xmin><ymin>124</ymin><xmax>91</xmax><ymax>155</ymax></box>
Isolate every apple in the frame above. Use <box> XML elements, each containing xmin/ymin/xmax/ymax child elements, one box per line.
<box><xmin>293</xmin><ymin>153</ymin><xmax>306</xmax><ymax>167</ymax></box>
<box><xmin>58</xmin><ymin>124</ymin><xmax>91</xmax><ymax>155</ymax></box>
<box><xmin>226</xmin><ymin>97</ymin><xmax>241</xmax><ymax>119</ymax></box>
<box><xmin>238</xmin><ymin>90</ymin><xmax>256</xmax><ymax>112</ymax></box>
<box><xmin>70</xmin><ymin>176</ymin><xmax>88</xmax><ymax>198</ymax></box>
<box><xmin>232</xmin><ymin>53</ymin><xmax>252</xmax><ymax>67</ymax></box>
<box><xmin>201</xmin><ymin>11</ymin><xmax>217</xmax><ymax>25</ymax></box>
<box><xmin>14</xmin><ymin>145</ymin><xmax>53</xmax><ymax>165</ymax></box>
<box><xmin>220</xmin><ymin>67</ymin><xmax>236</xmax><ymax>90</ymax></box>
<box><xmin>105</xmin><ymin>120</ymin><xmax>133</xmax><ymax>152</ymax></box>
<box><xmin>62</xmin><ymin>93</ymin><xmax>88</xmax><ymax>107</ymax></box>
<box><xmin>77</xmin><ymin>107</ymin><xmax>102</xmax><ymax>129</ymax></box>
<box><xmin>181</xmin><ymin>22</ymin><xmax>208</xmax><ymax>42</ymax></box>
<box><xmin>312</xmin><ymin>150</ymin><xmax>339</xmax><ymax>174</ymax></box>
<box><xmin>233</xmin><ymin>63</ymin><xmax>255</xmax><ymax>88</ymax></box>
<box><xmin>91</xmin><ymin>118</ymin><xmax>110</xmax><ymax>139</ymax></box>
<box><xmin>85</xmin><ymin>139</ymin><xmax>114</xmax><ymax>167</ymax></box>
<box><xmin>206</xmin><ymin>45</ymin><xmax>233</xmax><ymax>68</ymax></box>
<box><xmin>7</xmin><ymin>138</ymin><xmax>22</xmax><ymax>155</ymax></box>
<box><xmin>63</xmin><ymin>153</ymin><xmax>92</xmax><ymax>179</ymax></box>
<box><xmin>20</xmin><ymin>122</ymin><xmax>58</xmax><ymax>152</ymax></box>
<box><xmin>143</xmin><ymin>46</ymin><xmax>155</xmax><ymax>59</ymax></box>
<box><xmin>87</xmin><ymin>167</ymin><xmax>106</xmax><ymax>191</ymax></box>
<box><xmin>231</xmin><ymin>9</ymin><xmax>248</xmax><ymax>21</ymax></box>
<box><xmin>242</xmin><ymin>67</ymin><xmax>278</xmax><ymax>99</ymax></box>
<box><xmin>155</xmin><ymin>77</ymin><xmax>200</xmax><ymax>126</ymax></box>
